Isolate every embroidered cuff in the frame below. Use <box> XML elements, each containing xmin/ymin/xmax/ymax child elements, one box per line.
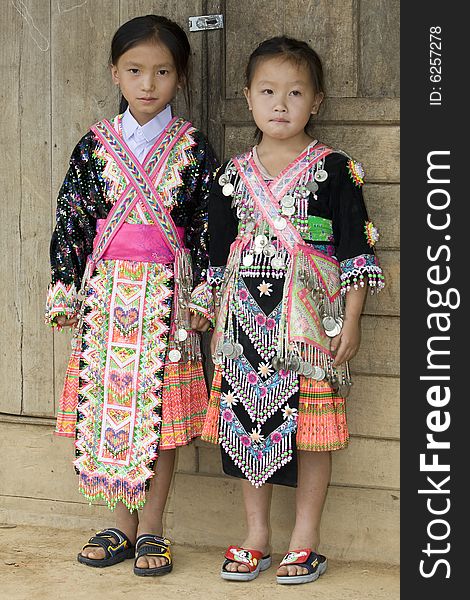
<box><xmin>45</xmin><ymin>281</ymin><xmax>78</xmax><ymax>327</ymax></box>
<box><xmin>207</xmin><ymin>264</ymin><xmax>226</xmax><ymax>289</ymax></box>
<box><xmin>340</xmin><ymin>254</ymin><xmax>385</xmax><ymax>294</ymax></box>
<box><xmin>188</xmin><ymin>281</ymin><xmax>215</xmax><ymax>324</ymax></box>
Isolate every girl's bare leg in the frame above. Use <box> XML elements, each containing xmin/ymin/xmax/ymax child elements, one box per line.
<box><xmin>224</xmin><ymin>480</ymin><xmax>273</xmax><ymax>572</ymax></box>
<box><xmin>276</xmin><ymin>450</ymin><xmax>331</xmax><ymax>577</ymax></box>
<box><xmin>134</xmin><ymin>448</ymin><xmax>176</xmax><ymax>569</ymax></box>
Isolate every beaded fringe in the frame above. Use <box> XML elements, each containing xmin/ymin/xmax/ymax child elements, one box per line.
<box><xmin>78</xmin><ymin>473</ymin><xmax>149</xmax><ymax>512</ymax></box>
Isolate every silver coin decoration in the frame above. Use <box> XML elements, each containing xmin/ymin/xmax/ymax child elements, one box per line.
<box><xmin>272</xmin><ymin>356</ymin><xmax>281</xmax><ymax>371</ymax></box>
<box><xmin>243</xmin><ymin>253</ymin><xmax>254</xmax><ymax>267</ymax></box>
<box><xmin>222</xmin><ymin>341</ymin><xmax>235</xmax><ymax>357</ymax></box>
<box><xmin>281</xmin><ymin>205</ymin><xmax>295</xmax><ymax>216</ymax></box>
<box><xmin>168</xmin><ymin>349</ymin><xmax>181</xmax><ymax>363</ymax></box>
<box><xmin>306</xmin><ymin>180</ymin><xmax>319</xmax><ymax>193</ymax></box>
<box><xmin>263</xmin><ymin>244</ymin><xmax>276</xmax><ymax>258</ymax></box>
<box><xmin>254</xmin><ymin>234</ymin><xmax>268</xmax><ymax>248</ymax></box>
<box><xmin>281</xmin><ymin>194</ymin><xmax>295</xmax><ymax>208</ymax></box>
<box><xmin>222</xmin><ymin>183</ymin><xmax>234</xmax><ymax>196</ymax></box>
<box><xmin>218</xmin><ymin>174</ymin><xmax>230</xmax><ymax>186</ymax></box>
<box><xmin>271</xmin><ymin>256</ymin><xmax>285</xmax><ymax>270</ymax></box>
<box><xmin>313</xmin><ymin>366</ymin><xmax>326</xmax><ymax>380</ymax></box>
<box><xmin>322</xmin><ymin>316</ymin><xmax>337</xmax><ymax>332</ymax></box>
<box><xmin>232</xmin><ymin>343</ymin><xmax>244</xmax><ymax>358</ymax></box>
<box><xmin>302</xmin><ymin>362</ymin><xmax>314</xmax><ymax>377</ymax></box>
<box><xmin>289</xmin><ymin>355</ymin><xmax>301</xmax><ymax>371</ymax></box>
<box><xmin>176</xmin><ymin>328</ymin><xmax>188</xmax><ymax>342</ymax></box>
<box><xmin>273</xmin><ymin>216</ymin><xmax>287</xmax><ymax>230</ymax></box>
<box><xmin>314</xmin><ymin>169</ymin><xmax>328</xmax><ymax>182</ymax></box>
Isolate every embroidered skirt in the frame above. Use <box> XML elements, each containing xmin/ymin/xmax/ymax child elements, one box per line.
<box><xmin>202</xmin><ymin>269</ymin><xmax>348</xmax><ymax>488</ymax></box>
<box><xmin>57</xmin><ymin>259</ymin><xmax>207</xmax><ymax>510</ymax></box>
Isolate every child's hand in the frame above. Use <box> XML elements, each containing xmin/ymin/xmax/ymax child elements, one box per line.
<box><xmin>54</xmin><ymin>315</ymin><xmax>79</xmax><ymax>327</ymax></box>
<box><xmin>330</xmin><ymin>320</ymin><xmax>361</xmax><ymax>366</ymax></box>
<box><xmin>190</xmin><ymin>314</ymin><xmax>211</xmax><ymax>332</ymax></box>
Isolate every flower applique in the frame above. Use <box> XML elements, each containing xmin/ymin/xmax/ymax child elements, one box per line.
<box><xmin>258</xmin><ymin>362</ymin><xmax>273</xmax><ymax>379</ymax></box>
<box><xmin>221</xmin><ymin>391</ymin><xmax>239</xmax><ymax>407</ymax></box>
<box><xmin>347</xmin><ymin>159</ymin><xmax>365</xmax><ymax>187</ymax></box>
<box><xmin>364</xmin><ymin>220</ymin><xmax>380</xmax><ymax>247</ymax></box>
<box><xmin>257</xmin><ymin>280</ymin><xmax>272</xmax><ymax>297</ymax></box>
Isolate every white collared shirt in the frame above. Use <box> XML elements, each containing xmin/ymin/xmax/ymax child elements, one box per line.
<box><xmin>121</xmin><ymin>105</ymin><xmax>173</xmax><ymax>163</ymax></box>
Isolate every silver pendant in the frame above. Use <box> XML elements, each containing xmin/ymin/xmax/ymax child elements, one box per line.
<box><xmin>280</xmin><ymin>194</ymin><xmax>295</xmax><ymax>208</ymax></box>
<box><xmin>302</xmin><ymin>362</ymin><xmax>314</xmax><ymax>377</ymax></box>
<box><xmin>289</xmin><ymin>355</ymin><xmax>301</xmax><ymax>372</ymax></box>
<box><xmin>232</xmin><ymin>342</ymin><xmax>244</xmax><ymax>358</ymax></box>
<box><xmin>306</xmin><ymin>180</ymin><xmax>319</xmax><ymax>193</ymax></box>
<box><xmin>314</xmin><ymin>169</ymin><xmax>328</xmax><ymax>182</ymax></box>
<box><xmin>313</xmin><ymin>366</ymin><xmax>326</xmax><ymax>380</ymax></box>
<box><xmin>243</xmin><ymin>253</ymin><xmax>254</xmax><ymax>267</ymax></box>
<box><xmin>281</xmin><ymin>205</ymin><xmax>295</xmax><ymax>216</ymax></box>
<box><xmin>322</xmin><ymin>316</ymin><xmax>337</xmax><ymax>332</ymax></box>
<box><xmin>273</xmin><ymin>216</ymin><xmax>287</xmax><ymax>230</ymax></box>
<box><xmin>222</xmin><ymin>341</ymin><xmax>235</xmax><ymax>357</ymax></box>
<box><xmin>218</xmin><ymin>173</ymin><xmax>230</xmax><ymax>186</ymax></box>
<box><xmin>271</xmin><ymin>256</ymin><xmax>285</xmax><ymax>270</ymax></box>
<box><xmin>176</xmin><ymin>328</ymin><xmax>188</xmax><ymax>342</ymax></box>
<box><xmin>272</xmin><ymin>356</ymin><xmax>281</xmax><ymax>371</ymax></box>
<box><xmin>222</xmin><ymin>182</ymin><xmax>234</xmax><ymax>196</ymax></box>
<box><xmin>254</xmin><ymin>234</ymin><xmax>268</xmax><ymax>248</ymax></box>
<box><xmin>168</xmin><ymin>349</ymin><xmax>182</xmax><ymax>363</ymax></box>
<box><xmin>306</xmin><ymin>276</ymin><xmax>316</xmax><ymax>291</ymax></box>
<box><xmin>263</xmin><ymin>244</ymin><xmax>276</xmax><ymax>258</ymax></box>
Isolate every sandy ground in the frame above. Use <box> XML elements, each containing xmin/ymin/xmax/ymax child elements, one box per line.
<box><xmin>0</xmin><ymin>524</ymin><xmax>399</xmax><ymax>600</ymax></box>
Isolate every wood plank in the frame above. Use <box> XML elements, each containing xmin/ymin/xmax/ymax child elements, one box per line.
<box><xmin>0</xmin><ymin>1</ymin><xmax>24</xmax><ymax>414</ymax></box>
<box><xmin>225</xmin><ymin>0</ymin><xmax>284</xmax><ymax>100</ymax></box>
<box><xmin>363</xmin><ymin>250</ymin><xmax>399</xmax><ymax>317</ymax></box>
<box><xmin>285</xmin><ymin>0</ymin><xmax>357</xmax><ymax>97</ymax></box>
<box><xmin>359</xmin><ymin>0</ymin><xmax>400</xmax><ymax>97</ymax></box>
<box><xmin>363</xmin><ymin>184</ymin><xmax>400</xmax><ymax>249</ymax></box>
<box><xmin>347</xmin><ymin>375</ymin><xmax>399</xmax><ymax>439</ymax></box>
<box><xmin>353</xmin><ymin>315</ymin><xmax>399</xmax><ymax>376</ymax></box>
<box><xmin>51</xmin><ymin>0</ymin><xmax>119</xmax><ymax>410</ymax></box>
<box><xmin>18</xmin><ymin>1</ymin><xmax>54</xmax><ymax>417</ymax></box>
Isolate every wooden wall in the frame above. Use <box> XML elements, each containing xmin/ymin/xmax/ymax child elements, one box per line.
<box><xmin>0</xmin><ymin>0</ymin><xmax>399</xmax><ymax>564</ymax></box>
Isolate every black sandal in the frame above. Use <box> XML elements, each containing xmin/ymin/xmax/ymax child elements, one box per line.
<box><xmin>133</xmin><ymin>534</ymin><xmax>173</xmax><ymax>576</ymax></box>
<box><xmin>77</xmin><ymin>528</ymin><xmax>135</xmax><ymax>568</ymax></box>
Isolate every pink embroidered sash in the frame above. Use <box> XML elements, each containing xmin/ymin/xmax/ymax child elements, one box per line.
<box><xmin>94</xmin><ymin>220</ymin><xmax>185</xmax><ymax>263</ymax></box>
<box><xmin>90</xmin><ymin>117</ymin><xmax>191</xmax><ymax>266</ymax></box>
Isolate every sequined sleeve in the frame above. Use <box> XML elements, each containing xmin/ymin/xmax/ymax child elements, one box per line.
<box><xmin>183</xmin><ymin>132</ymin><xmax>220</xmax><ymax>320</ymax></box>
<box><xmin>208</xmin><ymin>161</ymin><xmax>239</xmax><ymax>287</ymax></box>
<box><xmin>330</xmin><ymin>154</ymin><xmax>385</xmax><ymax>294</ymax></box>
<box><xmin>45</xmin><ymin>132</ymin><xmax>105</xmax><ymax>325</ymax></box>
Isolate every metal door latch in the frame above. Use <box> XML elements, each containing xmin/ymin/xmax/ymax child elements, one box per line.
<box><xmin>189</xmin><ymin>14</ymin><xmax>224</xmax><ymax>32</ymax></box>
